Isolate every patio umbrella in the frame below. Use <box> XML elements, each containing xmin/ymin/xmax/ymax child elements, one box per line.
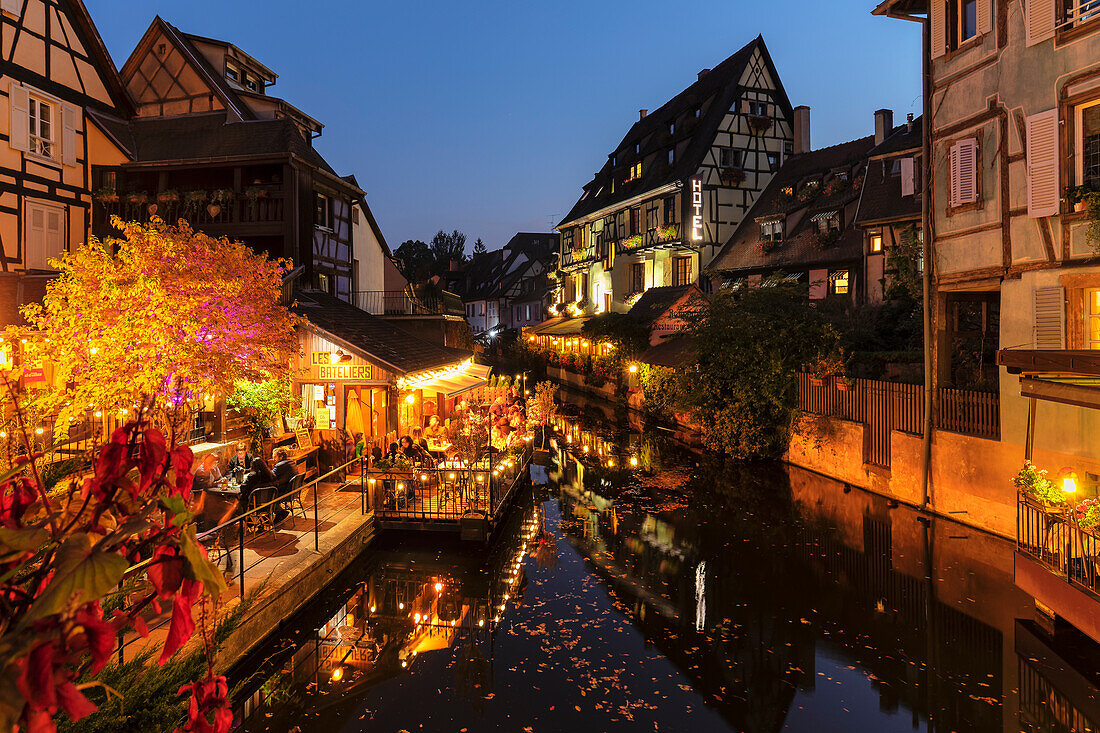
<box><xmin>346</xmin><ymin>391</ymin><xmax>365</xmax><ymax>438</ymax></box>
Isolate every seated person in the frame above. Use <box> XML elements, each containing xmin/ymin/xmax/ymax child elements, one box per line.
<box><xmin>398</xmin><ymin>435</ymin><xmax>424</xmax><ymax>462</ymax></box>
<box><xmin>238</xmin><ymin>458</ymin><xmax>275</xmax><ymax>508</ymax></box>
<box><xmin>410</xmin><ymin>426</ymin><xmax>430</xmax><ymax>452</ymax></box>
<box><xmin>371</xmin><ymin>445</ymin><xmax>384</xmax><ymax>463</ymax></box>
<box><xmin>424</xmin><ymin>415</ymin><xmax>444</xmax><ymax>440</ymax></box>
<box><xmin>271</xmin><ymin>448</ymin><xmax>297</xmax><ymax>491</ymax></box>
<box><xmin>383</xmin><ymin>442</ymin><xmax>401</xmax><ymax>462</ymax></box>
<box><xmin>509</xmin><ymin>385</ymin><xmax>526</xmax><ymax>408</ymax></box>
<box><xmin>227</xmin><ymin>442</ymin><xmax>253</xmax><ymax>475</ymax></box>
<box><xmin>193</xmin><ymin>454</ymin><xmax>222</xmax><ymax>491</ymax></box>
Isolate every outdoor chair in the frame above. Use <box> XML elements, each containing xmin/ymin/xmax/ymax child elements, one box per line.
<box><xmin>287</xmin><ymin>474</ymin><xmax>306</xmax><ymax>519</ymax></box>
<box><xmin>245</xmin><ymin>486</ymin><xmax>277</xmax><ymax>536</ymax></box>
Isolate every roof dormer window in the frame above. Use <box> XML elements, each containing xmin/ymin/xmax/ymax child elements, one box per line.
<box><xmin>226</xmin><ymin>63</ymin><xmax>240</xmax><ymax>83</ymax></box>
<box><xmin>635</xmin><ymin>143</ymin><xmax>640</xmax><ymax>154</ymax></box>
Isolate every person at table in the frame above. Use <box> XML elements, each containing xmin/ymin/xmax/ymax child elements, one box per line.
<box><xmin>424</xmin><ymin>415</ymin><xmax>444</xmax><ymax>441</ymax></box>
<box><xmin>271</xmin><ymin>448</ymin><xmax>297</xmax><ymax>491</ymax></box>
<box><xmin>193</xmin><ymin>454</ymin><xmax>222</xmax><ymax>491</ymax></box>
<box><xmin>509</xmin><ymin>384</ymin><xmax>526</xmax><ymax>409</ymax></box>
<box><xmin>227</xmin><ymin>442</ymin><xmax>252</xmax><ymax>475</ymax></box>
<box><xmin>238</xmin><ymin>458</ymin><xmax>276</xmax><ymax>508</ymax></box>
<box><xmin>411</xmin><ymin>426</ymin><xmax>430</xmax><ymax>453</ymax></box>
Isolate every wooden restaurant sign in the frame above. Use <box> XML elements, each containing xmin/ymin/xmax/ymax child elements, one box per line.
<box><xmin>310</xmin><ymin>351</ymin><xmax>373</xmax><ymax>381</ymax></box>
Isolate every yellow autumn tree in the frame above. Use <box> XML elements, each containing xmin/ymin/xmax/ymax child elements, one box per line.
<box><xmin>11</xmin><ymin>217</ymin><xmax>301</xmax><ymax>438</ymax></box>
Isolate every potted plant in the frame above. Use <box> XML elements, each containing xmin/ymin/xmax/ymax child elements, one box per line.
<box><xmin>811</xmin><ymin>228</ymin><xmax>841</xmax><ymax>250</ymax></box>
<box><xmin>1068</xmin><ymin>185</ymin><xmax>1093</xmax><ymax>213</ymax></box>
<box><xmin>1075</xmin><ymin>497</ymin><xmax>1100</xmax><ymax>533</ymax></box>
<box><xmin>1082</xmin><ymin>190</ymin><xmax>1100</xmax><ymax>253</ymax></box>
<box><xmin>720</xmin><ymin>167</ymin><xmax>746</xmax><ymax>186</ymax></box>
<box><xmin>836</xmin><ymin>375</ymin><xmax>855</xmax><ymax>392</ymax></box>
<box><xmin>747</xmin><ymin>113</ymin><xmax>772</xmax><ymax>134</ymax></box>
<box><xmin>157</xmin><ymin>189</ymin><xmax>180</xmax><ymax>204</ymax></box>
<box><xmin>1013</xmin><ymin>460</ymin><xmax>1066</xmax><ymax>511</ymax></box>
<box><xmin>93</xmin><ymin>185</ymin><xmax>118</xmax><ymax>204</ymax></box>
<box><xmin>182</xmin><ymin>190</ymin><xmax>207</xmax><ymax>220</ymax></box>
<box><xmin>807</xmin><ymin>351</ymin><xmax>845</xmax><ymax>387</ymax></box>
<box><xmin>244</xmin><ymin>186</ymin><xmax>268</xmax><ymax>218</ymax></box>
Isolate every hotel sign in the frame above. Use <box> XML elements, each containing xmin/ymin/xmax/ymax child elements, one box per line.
<box><xmin>310</xmin><ymin>351</ymin><xmax>372</xmax><ymax>381</ymax></box>
<box><xmin>690</xmin><ymin>177</ymin><xmax>704</xmax><ymax>242</ymax></box>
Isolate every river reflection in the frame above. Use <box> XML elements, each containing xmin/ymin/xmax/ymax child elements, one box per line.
<box><xmin>232</xmin><ymin>403</ymin><xmax>1100</xmax><ymax>732</ymax></box>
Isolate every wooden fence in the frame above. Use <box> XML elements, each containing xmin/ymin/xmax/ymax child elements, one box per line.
<box><xmin>797</xmin><ymin>374</ymin><xmax>999</xmax><ymax>468</ymax></box>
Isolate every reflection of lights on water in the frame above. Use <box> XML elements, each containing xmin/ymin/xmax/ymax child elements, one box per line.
<box><xmin>370</xmin><ymin>605</ymin><xmax>376</xmax><ymax>613</ymax></box>
<box><xmin>331</xmin><ymin>667</ymin><xmax>344</xmax><ymax>682</ymax></box>
<box><xmin>401</xmin><ymin>661</ymin><xmax>407</xmax><ymax>668</ymax></box>
<box><xmin>399</xmin><ymin>602</ymin><xmax>405</xmax><ymax>610</ymax></box>
<box><xmin>478</xmin><ymin>619</ymin><xmax>484</xmax><ymax>627</ymax></box>
<box><xmin>434</xmin><ymin>582</ymin><xmax>443</xmax><ymax>592</ymax></box>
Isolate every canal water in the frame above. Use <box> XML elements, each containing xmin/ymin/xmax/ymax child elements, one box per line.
<box><xmin>230</xmin><ymin>400</ymin><xmax>1100</xmax><ymax>732</ymax></box>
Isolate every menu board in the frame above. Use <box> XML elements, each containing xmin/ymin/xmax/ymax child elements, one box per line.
<box><xmin>295</xmin><ymin>428</ymin><xmax>313</xmax><ymax>450</ymax></box>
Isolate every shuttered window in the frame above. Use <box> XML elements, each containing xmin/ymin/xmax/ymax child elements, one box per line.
<box><xmin>949</xmin><ymin>138</ymin><xmax>979</xmax><ymax>207</ymax></box>
<box><xmin>931</xmin><ymin>0</ymin><xmax>948</xmax><ymax>57</ymax></box>
<box><xmin>0</xmin><ymin>0</ymin><xmax>20</xmax><ymax>17</ymax></box>
<box><xmin>977</xmin><ymin>0</ymin><xmax>993</xmax><ymax>34</ymax></box>
<box><xmin>1026</xmin><ymin>109</ymin><xmax>1060</xmax><ymax>218</ymax></box>
<box><xmin>24</xmin><ymin>200</ymin><xmax>65</xmax><ymax>270</ymax></box>
<box><xmin>900</xmin><ymin>157</ymin><xmax>915</xmax><ymax>196</ymax></box>
<box><xmin>1026</xmin><ymin>0</ymin><xmax>1056</xmax><ymax>45</ymax></box>
<box><xmin>1033</xmin><ymin>286</ymin><xmax>1066</xmax><ymax>349</ymax></box>
<box><xmin>8</xmin><ymin>82</ymin><xmax>76</xmax><ymax>166</ymax></box>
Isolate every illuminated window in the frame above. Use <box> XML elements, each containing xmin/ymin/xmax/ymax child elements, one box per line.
<box><xmin>830</xmin><ymin>270</ymin><xmax>850</xmax><ymax>296</ymax></box>
<box><xmin>1075</xmin><ymin>98</ymin><xmax>1100</xmax><ymax>189</ymax></box>
<box><xmin>627</xmin><ymin>162</ymin><xmax>642</xmax><ymax>181</ymax></box>
<box><xmin>761</xmin><ymin>219</ymin><xmax>783</xmax><ymax>243</ymax></box>
<box><xmin>318</xmin><ymin>273</ymin><xmax>330</xmax><ymax>292</ymax></box>
<box><xmin>1087</xmin><ymin>289</ymin><xmax>1100</xmax><ymax>349</ymax></box>
<box><xmin>869</xmin><ymin>234</ymin><xmax>883</xmax><ymax>253</ymax></box>
<box><xmin>673</xmin><ymin>256</ymin><xmax>692</xmax><ymax>287</ymax></box>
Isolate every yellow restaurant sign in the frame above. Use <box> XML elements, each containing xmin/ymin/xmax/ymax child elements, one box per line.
<box><xmin>310</xmin><ymin>352</ymin><xmax>373</xmax><ymax>381</ymax></box>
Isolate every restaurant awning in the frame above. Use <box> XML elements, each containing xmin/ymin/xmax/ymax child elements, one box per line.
<box><xmin>410</xmin><ymin>362</ymin><xmax>492</xmax><ymax>398</ymax></box>
<box><xmin>528</xmin><ymin>317</ymin><xmax>591</xmax><ymax>337</ymax></box>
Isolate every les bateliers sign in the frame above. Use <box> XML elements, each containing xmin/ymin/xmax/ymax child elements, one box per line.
<box><xmin>310</xmin><ymin>352</ymin><xmax>373</xmax><ymax>381</ymax></box>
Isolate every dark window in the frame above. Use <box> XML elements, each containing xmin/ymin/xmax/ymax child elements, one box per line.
<box><xmin>668</xmin><ymin>149</ymin><xmax>675</xmax><ymax>166</ymax></box>
<box><xmin>673</xmin><ymin>256</ymin><xmax>692</xmax><ymax>287</ymax></box>
<box><xmin>663</xmin><ymin>196</ymin><xmax>677</xmax><ymax>225</ymax></box>
<box><xmin>767</xmin><ymin>152</ymin><xmax>779</xmax><ymax>171</ymax></box>
<box><xmin>315</xmin><ymin>193</ymin><xmax>333</xmax><ymax>230</ymax></box>
<box><xmin>632</xmin><ymin>263</ymin><xmax>645</xmax><ymax>293</ymax></box>
<box><xmin>961</xmin><ymin>0</ymin><xmax>977</xmax><ymax>41</ymax></box>
<box><xmin>630</xmin><ymin>208</ymin><xmax>641</xmax><ymax>235</ymax></box>
<box><xmin>719</xmin><ymin>148</ymin><xmax>741</xmax><ymax>168</ymax></box>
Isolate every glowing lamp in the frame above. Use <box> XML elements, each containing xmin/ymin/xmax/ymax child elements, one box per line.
<box><xmin>1059</xmin><ymin>467</ymin><xmax>1079</xmax><ymax>493</ymax></box>
<box><xmin>421</xmin><ymin>474</ymin><xmax>428</xmax><ymax>481</ymax></box>
<box><xmin>414</xmin><ymin>612</ymin><xmax>421</xmax><ymax>622</ymax></box>
<box><xmin>628</xmin><ymin>364</ymin><xmax>638</xmax><ymax>374</ymax></box>
<box><xmin>369</xmin><ymin>478</ymin><xmax>376</xmax><ymax>485</ymax></box>
<box><xmin>329</xmin><ymin>352</ymin><xmax>340</xmax><ymax>365</ymax></box>
<box><xmin>331</xmin><ymin>667</ymin><xmax>344</xmax><ymax>682</ymax></box>
<box><xmin>630</xmin><ymin>456</ymin><xmax>638</xmax><ymax>467</ymax></box>
<box><xmin>34</xmin><ymin>427</ymin><xmax>43</xmax><ymax>435</ymax></box>
<box><xmin>435</xmin><ymin>582</ymin><xmax>443</xmax><ymax>592</ymax></box>
<box><xmin>405</xmin><ymin>394</ymin><xmax>416</xmax><ymax>404</ymax></box>
<box><xmin>399</xmin><ymin>602</ymin><xmax>405</xmax><ymax>610</ymax></box>
<box><xmin>397</xmin><ymin>483</ymin><xmax>404</xmax><ymax>490</ymax></box>
<box><xmin>370</xmin><ymin>605</ymin><xmax>376</xmax><ymax>613</ymax></box>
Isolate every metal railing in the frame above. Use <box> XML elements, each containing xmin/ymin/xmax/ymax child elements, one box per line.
<box><xmin>352</xmin><ymin>290</ymin><xmax>465</xmax><ymax>317</ymax></box>
<box><xmin>370</xmin><ymin>443</ymin><xmax>532</xmax><ymax>522</ymax></box>
<box><xmin>797</xmin><ymin>373</ymin><xmax>1000</xmax><ymax>467</ymax></box>
<box><xmin>115</xmin><ymin>455</ymin><xmax>372</xmax><ymax>662</ymax></box>
<box><xmin>1017</xmin><ymin>493</ymin><xmax>1100</xmax><ymax>600</ymax></box>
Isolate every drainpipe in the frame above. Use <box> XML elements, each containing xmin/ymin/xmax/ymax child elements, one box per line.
<box><xmin>885</xmin><ymin>5</ymin><xmax>934</xmax><ymax>510</ymax></box>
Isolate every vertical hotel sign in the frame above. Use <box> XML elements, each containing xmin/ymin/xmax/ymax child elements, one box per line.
<box><xmin>690</xmin><ymin>176</ymin><xmax>704</xmax><ymax>242</ymax></box>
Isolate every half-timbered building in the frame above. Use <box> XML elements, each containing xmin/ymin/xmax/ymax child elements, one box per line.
<box><xmin>552</xmin><ymin>36</ymin><xmax>795</xmax><ymax>327</ymax></box>
<box><xmin>711</xmin><ymin>109</ymin><xmax>923</xmax><ymax>306</ymax></box>
<box><xmin>90</xmin><ymin>16</ymin><xmax>359</xmax><ymax>299</ymax></box>
<box><xmin>0</xmin><ymin>0</ymin><xmax>133</xmax><ymax>326</ymax></box>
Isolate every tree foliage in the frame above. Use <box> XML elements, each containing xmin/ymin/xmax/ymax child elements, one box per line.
<box><xmin>393</xmin><ymin>239</ymin><xmax>432</xmax><ymax>281</ymax></box>
<box><xmin>472</xmin><ymin>238</ymin><xmax>487</xmax><ymax>256</ymax></box>
<box><xmin>227</xmin><ymin>378</ymin><xmax>295</xmax><ymax>453</ymax></box>
<box><xmin>11</xmin><ymin>218</ymin><xmax>299</xmax><ymax>440</ymax></box>
<box><xmin>581</xmin><ymin>312</ymin><xmax>649</xmax><ymax>360</ymax></box>
<box><xmin>429</xmin><ymin>230</ymin><xmax>467</xmax><ymax>272</ymax></box>
<box><xmin>0</xmin><ymin>384</ymin><xmax>230</xmax><ymax>733</ymax></box>
<box><xmin>678</xmin><ymin>286</ymin><xmax>838</xmax><ymax>459</ymax></box>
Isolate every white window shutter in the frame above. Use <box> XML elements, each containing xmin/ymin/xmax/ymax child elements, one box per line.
<box><xmin>1026</xmin><ymin>109</ymin><xmax>1060</xmax><ymax>218</ymax></box>
<box><xmin>61</xmin><ymin>104</ymin><xmax>78</xmax><ymax>167</ymax></box>
<box><xmin>931</xmin><ymin>0</ymin><xmax>947</xmax><ymax>59</ymax></box>
<box><xmin>949</xmin><ymin>145</ymin><xmax>960</xmax><ymax>206</ymax></box>
<box><xmin>954</xmin><ymin>139</ymin><xmax>978</xmax><ymax>205</ymax></box>
<box><xmin>1033</xmin><ymin>286</ymin><xmax>1065</xmax><ymax>349</ymax></box>
<box><xmin>977</xmin><ymin>0</ymin><xmax>993</xmax><ymax>35</ymax></box>
<box><xmin>8</xmin><ymin>81</ymin><xmax>29</xmax><ymax>153</ymax></box>
<box><xmin>900</xmin><ymin>157</ymin><xmax>915</xmax><ymax>196</ymax></box>
<box><xmin>25</xmin><ymin>204</ymin><xmax>45</xmax><ymax>269</ymax></box>
<box><xmin>45</xmin><ymin>207</ymin><xmax>64</xmax><ymax>264</ymax></box>
<box><xmin>1026</xmin><ymin>0</ymin><xmax>1055</xmax><ymax>46</ymax></box>
<box><xmin>0</xmin><ymin>0</ymin><xmax>20</xmax><ymax>17</ymax></box>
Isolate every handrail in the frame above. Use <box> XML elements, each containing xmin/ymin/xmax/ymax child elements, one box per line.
<box><xmin>196</xmin><ymin>455</ymin><xmax>362</xmax><ymax>540</ymax></box>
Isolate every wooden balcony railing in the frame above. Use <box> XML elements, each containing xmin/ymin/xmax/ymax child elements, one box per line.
<box><xmin>353</xmin><ymin>290</ymin><xmax>464</xmax><ymax>317</ymax></box>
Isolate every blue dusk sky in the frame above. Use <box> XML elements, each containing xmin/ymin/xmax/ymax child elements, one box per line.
<box><xmin>85</xmin><ymin>0</ymin><xmax>922</xmax><ymax>251</ymax></box>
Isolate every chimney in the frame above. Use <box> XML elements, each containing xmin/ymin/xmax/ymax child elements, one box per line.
<box><xmin>793</xmin><ymin>105</ymin><xmax>811</xmax><ymax>155</ymax></box>
<box><xmin>906</xmin><ymin>112</ymin><xmax>914</xmax><ymax>132</ymax></box>
<box><xmin>639</xmin><ymin>109</ymin><xmax>648</xmax><ymax>120</ymax></box>
<box><xmin>698</xmin><ymin>68</ymin><xmax>710</xmax><ymax>81</ymax></box>
<box><xmin>874</xmin><ymin>108</ymin><xmax>894</xmax><ymax>146</ymax></box>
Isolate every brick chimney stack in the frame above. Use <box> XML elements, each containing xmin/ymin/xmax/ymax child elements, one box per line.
<box><xmin>639</xmin><ymin>109</ymin><xmax>648</xmax><ymax>120</ymax></box>
<box><xmin>874</xmin><ymin>109</ymin><xmax>894</xmax><ymax>146</ymax></box>
<box><xmin>793</xmin><ymin>106</ymin><xmax>811</xmax><ymax>155</ymax></box>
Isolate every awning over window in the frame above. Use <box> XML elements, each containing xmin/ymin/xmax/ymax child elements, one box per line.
<box><xmin>722</xmin><ymin>276</ymin><xmax>746</xmax><ymax>291</ymax></box>
<box><xmin>829</xmin><ymin>270</ymin><xmax>849</xmax><ymax>282</ymax></box>
<box><xmin>405</xmin><ymin>362</ymin><xmax>493</xmax><ymax>398</ymax></box>
<box><xmin>811</xmin><ymin>210</ymin><xmax>839</xmax><ymax>222</ymax></box>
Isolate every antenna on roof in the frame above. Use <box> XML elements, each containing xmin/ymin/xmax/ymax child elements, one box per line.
<box><xmin>545</xmin><ymin>214</ymin><xmax>559</xmax><ymax>231</ymax></box>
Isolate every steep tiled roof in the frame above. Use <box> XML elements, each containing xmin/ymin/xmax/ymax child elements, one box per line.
<box><xmin>856</xmin><ymin>117</ymin><xmax>923</xmax><ymax>226</ymax></box>
<box><xmin>293</xmin><ymin>290</ymin><xmax>469</xmax><ymax>375</ymax></box>
<box><xmin>627</xmin><ymin>286</ymin><xmax>691</xmax><ymax>328</ymax></box>
<box><xmin>559</xmin><ymin>36</ymin><xmax>792</xmax><ymax>227</ymax></box>
<box><xmin>711</xmin><ymin>135</ymin><xmax>876</xmax><ymax>272</ymax></box>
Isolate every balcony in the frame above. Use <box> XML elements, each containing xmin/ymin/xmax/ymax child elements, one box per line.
<box><xmin>618</xmin><ymin>224</ymin><xmax>685</xmax><ymax>255</ymax></box>
<box><xmin>95</xmin><ymin>185</ymin><xmax>286</xmax><ymax>235</ymax></box>
<box><xmin>1017</xmin><ymin>494</ymin><xmax>1100</xmax><ymax>644</ymax></box>
<box><xmin>352</xmin><ymin>290</ymin><xmax>464</xmax><ymax>317</ymax></box>
<box><xmin>560</xmin><ymin>244</ymin><xmax>596</xmax><ymax>271</ymax></box>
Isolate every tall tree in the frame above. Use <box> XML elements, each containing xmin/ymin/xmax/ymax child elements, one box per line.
<box><xmin>472</xmin><ymin>238</ymin><xmax>487</xmax><ymax>256</ymax></box>
<box><xmin>11</xmin><ymin>217</ymin><xmax>300</xmax><ymax>438</ymax></box>
<box><xmin>429</xmin><ymin>230</ymin><xmax>467</xmax><ymax>271</ymax></box>
<box><xmin>393</xmin><ymin>239</ymin><xmax>432</xmax><ymax>281</ymax></box>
